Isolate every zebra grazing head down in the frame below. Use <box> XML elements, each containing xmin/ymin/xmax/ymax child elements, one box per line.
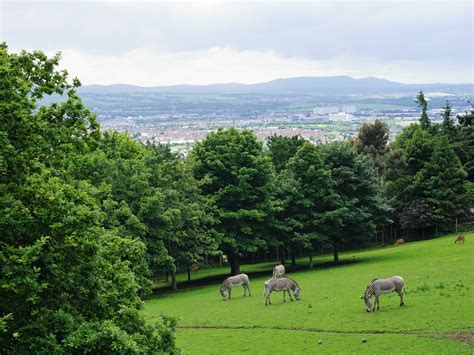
<box><xmin>362</xmin><ymin>284</ymin><xmax>375</xmax><ymax>312</ymax></box>
<box><xmin>361</xmin><ymin>276</ymin><xmax>406</xmax><ymax>312</ymax></box>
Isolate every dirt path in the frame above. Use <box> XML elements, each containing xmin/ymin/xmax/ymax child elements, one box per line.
<box><xmin>177</xmin><ymin>324</ymin><xmax>474</xmax><ymax>343</ymax></box>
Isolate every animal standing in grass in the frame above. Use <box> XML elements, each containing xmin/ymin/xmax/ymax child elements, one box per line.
<box><xmin>362</xmin><ymin>276</ymin><xmax>406</xmax><ymax>312</ymax></box>
<box><xmin>264</xmin><ymin>277</ymin><xmax>301</xmax><ymax>306</ymax></box>
<box><xmin>220</xmin><ymin>274</ymin><xmax>251</xmax><ymax>300</ymax></box>
<box><xmin>394</xmin><ymin>239</ymin><xmax>405</xmax><ymax>246</ymax></box>
<box><xmin>273</xmin><ymin>264</ymin><xmax>285</xmax><ymax>278</ymax></box>
<box><xmin>455</xmin><ymin>235</ymin><xmax>465</xmax><ymax>244</ymax></box>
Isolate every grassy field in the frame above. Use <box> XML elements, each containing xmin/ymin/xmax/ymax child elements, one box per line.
<box><xmin>144</xmin><ymin>233</ymin><xmax>474</xmax><ymax>354</ymax></box>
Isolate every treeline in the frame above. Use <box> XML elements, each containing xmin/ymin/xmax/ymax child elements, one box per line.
<box><xmin>1</xmin><ymin>46</ymin><xmax>473</xmax><ymax>353</ymax></box>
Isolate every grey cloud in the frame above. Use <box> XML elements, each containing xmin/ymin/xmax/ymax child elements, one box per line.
<box><xmin>1</xmin><ymin>1</ymin><xmax>472</xmax><ymax>74</ymax></box>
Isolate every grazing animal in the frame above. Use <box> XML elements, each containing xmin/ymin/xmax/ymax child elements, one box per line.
<box><xmin>272</xmin><ymin>264</ymin><xmax>285</xmax><ymax>278</ymax></box>
<box><xmin>264</xmin><ymin>277</ymin><xmax>301</xmax><ymax>306</ymax></box>
<box><xmin>394</xmin><ymin>239</ymin><xmax>405</xmax><ymax>246</ymax></box>
<box><xmin>192</xmin><ymin>265</ymin><xmax>199</xmax><ymax>272</ymax></box>
<box><xmin>220</xmin><ymin>274</ymin><xmax>251</xmax><ymax>300</ymax></box>
<box><xmin>455</xmin><ymin>235</ymin><xmax>465</xmax><ymax>244</ymax></box>
<box><xmin>361</xmin><ymin>276</ymin><xmax>406</xmax><ymax>312</ymax></box>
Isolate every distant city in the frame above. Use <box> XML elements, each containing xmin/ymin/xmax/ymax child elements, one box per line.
<box><xmin>75</xmin><ymin>77</ymin><xmax>473</xmax><ymax>154</ymax></box>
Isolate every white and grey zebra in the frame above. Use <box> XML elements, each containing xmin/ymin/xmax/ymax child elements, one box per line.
<box><xmin>361</xmin><ymin>276</ymin><xmax>406</xmax><ymax>312</ymax></box>
<box><xmin>272</xmin><ymin>264</ymin><xmax>285</xmax><ymax>278</ymax></box>
<box><xmin>264</xmin><ymin>277</ymin><xmax>301</xmax><ymax>306</ymax></box>
<box><xmin>220</xmin><ymin>274</ymin><xmax>251</xmax><ymax>301</ymax></box>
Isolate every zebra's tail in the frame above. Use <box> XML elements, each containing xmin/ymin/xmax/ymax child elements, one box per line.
<box><xmin>404</xmin><ymin>284</ymin><xmax>408</xmax><ymax>294</ymax></box>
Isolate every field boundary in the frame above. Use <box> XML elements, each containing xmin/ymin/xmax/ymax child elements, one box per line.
<box><xmin>177</xmin><ymin>324</ymin><xmax>473</xmax><ymax>340</ymax></box>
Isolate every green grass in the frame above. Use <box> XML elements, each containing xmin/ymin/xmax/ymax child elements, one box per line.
<box><xmin>144</xmin><ymin>233</ymin><xmax>474</xmax><ymax>353</ymax></box>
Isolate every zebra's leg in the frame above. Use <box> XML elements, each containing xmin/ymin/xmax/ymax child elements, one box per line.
<box><xmin>283</xmin><ymin>290</ymin><xmax>286</xmax><ymax>302</ymax></box>
<box><xmin>288</xmin><ymin>289</ymin><xmax>293</xmax><ymax>301</ymax></box>
<box><xmin>399</xmin><ymin>290</ymin><xmax>405</xmax><ymax>306</ymax></box>
<box><xmin>243</xmin><ymin>284</ymin><xmax>246</xmax><ymax>297</ymax></box>
<box><xmin>374</xmin><ymin>291</ymin><xmax>379</xmax><ymax>311</ymax></box>
<box><xmin>248</xmin><ymin>284</ymin><xmax>251</xmax><ymax>297</ymax></box>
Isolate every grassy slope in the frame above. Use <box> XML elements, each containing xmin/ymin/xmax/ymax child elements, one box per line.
<box><xmin>144</xmin><ymin>233</ymin><xmax>474</xmax><ymax>354</ymax></box>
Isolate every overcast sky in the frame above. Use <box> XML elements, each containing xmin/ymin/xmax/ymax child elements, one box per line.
<box><xmin>1</xmin><ymin>0</ymin><xmax>472</xmax><ymax>85</ymax></box>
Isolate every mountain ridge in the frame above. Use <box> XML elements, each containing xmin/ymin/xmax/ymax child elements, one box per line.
<box><xmin>78</xmin><ymin>76</ymin><xmax>473</xmax><ymax>94</ymax></box>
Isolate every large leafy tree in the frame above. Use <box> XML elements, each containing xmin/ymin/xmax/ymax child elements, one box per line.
<box><xmin>266</xmin><ymin>135</ymin><xmax>306</xmax><ymax>265</ymax></box>
<box><xmin>322</xmin><ymin>142</ymin><xmax>391</xmax><ymax>261</ymax></box>
<box><xmin>286</xmin><ymin>143</ymin><xmax>341</xmax><ymax>264</ymax></box>
<box><xmin>0</xmin><ymin>44</ymin><xmax>177</xmax><ymax>353</ymax></box>
<box><xmin>192</xmin><ymin>128</ymin><xmax>274</xmax><ymax>275</ymax></box>
<box><xmin>140</xmin><ymin>157</ymin><xmax>216</xmax><ymax>289</ymax></box>
<box><xmin>414</xmin><ymin>135</ymin><xmax>468</xmax><ymax>228</ymax></box>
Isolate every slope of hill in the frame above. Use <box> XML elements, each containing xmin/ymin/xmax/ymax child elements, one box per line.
<box><xmin>144</xmin><ymin>232</ymin><xmax>474</xmax><ymax>353</ymax></box>
<box><xmin>79</xmin><ymin>76</ymin><xmax>473</xmax><ymax>94</ymax></box>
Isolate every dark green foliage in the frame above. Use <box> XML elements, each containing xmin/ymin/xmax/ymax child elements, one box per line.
<box><xmin>354</xmin><ymin>119</ymin><xmax>389</xmax><ymax>173</ymax></box>
<box><xmin>399</xmin><ymin>199</ymin><xmax>435</xmax><ymax>234</ymax></box>
<box><xmin>286</xmin><ymin>143</ymin><xmax>341</xmax><ymax>262</ymax></box>
<box><xmin>383</xmin><ymin>93</ymin><xmax>471</xmax><ymax>234</ymax></box>
<box><xmin>416</xmin><ymin>91</ymin><xmax>431</xmax><ymax>129</ymax></box>
<box><xmin>321</xmin><ymin>142</ymin><xmax>391</xmax><ymax>260</ymax></box>
<box><xmin>453</xmin><ymin>105</ymin><xmax>474</xmax><ymax>181</ymax></box>
<box><xmin>0</xmin><ymin>43</ymin><xmax>177</xmax><ymax>353</ymax></box>
<box><xmin>440</xmin><ymin>101</ymin><xmax>456</xmax><ymax>139</ymax></box>
<box><xmin>192</xmin><ymin>128</ymin><xmax>274</xmax><ymax>274</ymax></box>
<box><xmin>414</xmin><ymin>136</ymin><xmax>467</xmax><ymax>227</ymax></box>
<box><xmin>267</xmin><ymin>135</ymin><xmax>306</xmax><ymax>173</ymax></box>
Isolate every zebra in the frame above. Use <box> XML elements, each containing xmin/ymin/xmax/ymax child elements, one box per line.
<box><xmin>361</xmin><ymin>276</ymin><xmax>406</xmax><ymax>312</ymax></box>
<box><xmin>272</xmin><ymin>264</ymin><xmax>285</xmax><ymax>278</ymax></box>
<box><xmin>220</xmin><ymin>274</ymin><xmax>251</xmax><ymax>300</ymax></box>
<box><xmin>264</xmin><ymin>277</ymin><xmax>301</xmax><ymax>306</ymax></box>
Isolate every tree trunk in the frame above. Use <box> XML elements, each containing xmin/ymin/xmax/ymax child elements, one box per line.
<box><xmin>276</xmin><ymin>245</ymin><xmax>279</xmax><ymax>262</ymax></box>
<box><xmin>187</xmin><ymin>265</ymin><xmax>191</xmax><ymax>282</ymax></box>
<box><xmin>228</xmin><ymin>251</ymin><xmax>240</xmax><ymax>275</ymax></box>
<box><xmin>333</xmin><ymin>239</ymin><xmax>340</xmax><ymax>264</ymax></box>
<box><xmin>291</xmin><ymin>252</ymin><xmax>296</xmax><ymax>267</ymax></box>
<box><xmin>309</xmin><ymin>253</ymin><xmax>314</xmax><ymax>269</ymax></box>
<box><xmin>171</xmin><ymin>270</ymin><xmax>177</xmax><ymax>291</ymax></box>
<box><xmin>165</xmin><ymin>271</ymin><xmax>169</xmax><ymax>282</ymax></box>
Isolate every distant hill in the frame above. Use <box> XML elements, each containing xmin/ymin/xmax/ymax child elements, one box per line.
<box><xmin>78</xmin><ymin>76</ymin><xmax>473</xmax><ymax>95</ymax></box>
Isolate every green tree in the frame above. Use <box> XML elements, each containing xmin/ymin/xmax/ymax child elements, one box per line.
<box><xmin>0</xmin><ymin>43</ymin><xmax>177</xmax><ymax>353</ymax></box>
<box><xmin>414</xmin><ymin>135</ymin><xmax>468</xmax><ymax>229</ymax></box>
<box><xmin>192</xmin><ymin>128</ymin><xmax>274</xmax><ymax>275</ymax></box>
<box><xmin>399</xmin><ymin>199</ymin><xmax>435</xmax><ymax>239</ymax></box>
<box><xmin>322</xmin><ymin>142</ymin><xmax>391</xmax><ymax>260</ymax></box>
<box><xmin>454</xmin><ymin>105</ymin><xmax>474</xmax><ymax>181</ymax></box>
<box><xmin>441</xmin><ymin>100</ymin><xmax>456</xmax><ymax>139</ymax></box>
<box><xmin>287</xmin><ymin>143</ymin><xmax>341</xmax><ymax>264</ymax></box>
<box><xmin>267</xmin><ymin>135</ymin><xmax>306</xmax><ymax>173</ymax></box>
<box><xmin>354</xmin><ymin>119</ymin><xmax>389</xmax><ymax>173</ymax></box>
<box><xmin>266</xmin><ymin>135</ymin><xmax>306</xmax><ymax>265</ymax></box>
<box><xmin>416</xmin><ymin>91</ymin><xmax>431</xmax><ymax>129</ymax></box>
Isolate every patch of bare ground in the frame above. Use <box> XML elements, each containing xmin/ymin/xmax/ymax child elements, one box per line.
<box><xmin>443</xmin><ymin>331</ymin><xmax>474</xmax><ymax>344</ymax></box>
